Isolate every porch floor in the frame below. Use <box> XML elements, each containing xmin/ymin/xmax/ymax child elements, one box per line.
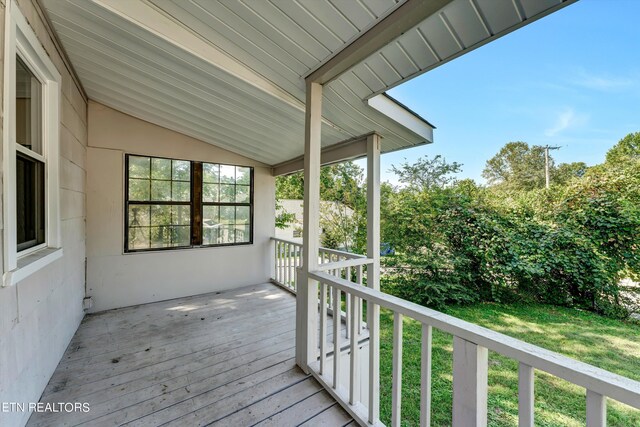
<box><xmin>27</xmin><ymin>283</ymin><xmax>353</xmax><ymax>427</ymax></box>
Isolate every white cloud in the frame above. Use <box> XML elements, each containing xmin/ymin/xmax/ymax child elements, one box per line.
<box><xmin>544</xmin><ymin>108</ymin><xmax>589</xmax><ymax>137</ymax></box>
<box><xmin>574</xmin><ymin>70</ymin><xmax>635</xmax><ymax>91</ymax></box>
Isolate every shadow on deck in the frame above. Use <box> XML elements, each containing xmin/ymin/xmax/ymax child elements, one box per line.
<box><xmin>27</xmin><ymin>283</ymin><xmax>354</xmax><ymax>427</ymax></box>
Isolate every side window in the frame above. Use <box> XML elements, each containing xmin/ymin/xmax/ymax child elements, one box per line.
<box><xmin>3</xmin><ymin>3</ymin><xmax>62</xmax><ymax>285</ymax></box>
<box><xmin>16</xmin><ymin>56</ymin><xmax>46</xmax><ymax>252</ymax></box>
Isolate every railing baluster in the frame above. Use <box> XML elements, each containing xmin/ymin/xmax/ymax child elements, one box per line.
<box><xmin>420</xmin><ymin>324</ymin><xmax>432</xmax><ymax>427</ymax></box>
<box><xmin>519</xmin><ymin>363</ymin><xmax>534</xmax><ymax>427</ymax></box>
<box><xmin>274</xmin><ymin>241</ymin><xmax>278</xmax><ymax>283</ymax></box>
<box><xmin>453</xmin><ymin>337</ymin><xmax>488</xmax><ymax>426</ymax></box>
<box><xmin>345</xmin><ymin>265</ymin><xmax>351</xmax><ymax>340</ymax></box>
<box><xmin>586</xmin><ymin>390</ymin><xmax>606</xmax><ymax>427</ymax></box>
<box><xmin>285</xmin><ymin>243</ymin><xmax>290</xmax><ymax>287</ymax></box>
<box><xmin>392</xmin><ymin>312</ymin><xmax>404</xmax><ymax>427</ymax></box>
<box><xmin>357</xmin><ymin>265</ymin><xmax>363</xmax><ymax>333</ymax></box>
<box><xmin>368</xmin><ymin>299</ymin><xmax>380</xmax><ymax>424</ymax></box>
<box><xmin>349</xmin><ymin>293</ymin><xmax>360</xmax><ymax>405</ymax></box>
<box><xmin>319</xmin><ymin>282</ymin><xmax>328</xmax><ymax>375</ymax></box>
<box><xmin>333</xmin><ymin>286</ymin><xmax>341</xmax><ymax>389</ymax></box>
<box><xmin>280</xmin><ymin>242</ymin><xmax>284</xmax><ymax>283</ymax></box>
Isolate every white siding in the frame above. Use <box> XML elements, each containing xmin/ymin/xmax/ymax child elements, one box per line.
<box><xmin>0</xmin><ymin>1</ymin><xmax>88</xmax><ymax>426</ymax></box>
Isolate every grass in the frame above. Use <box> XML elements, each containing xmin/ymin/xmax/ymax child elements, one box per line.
<box><xmin>376</xmin><ymin>303</ymin><xmax>640</xmax><ymax>426</ymax></box>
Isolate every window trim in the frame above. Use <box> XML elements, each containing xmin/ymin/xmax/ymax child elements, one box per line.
<box><xmin>123</xmin><ymin>153</ymin><xmax>254</xmax><ymax>253</ymax></box>
<box><xmin>2</xmin><ymin>0</ymin><xmax>62</xmax><ymax>286</ymax></box>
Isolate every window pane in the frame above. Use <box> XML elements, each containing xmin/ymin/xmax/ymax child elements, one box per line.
<box><xmin>220</xmin><ymin>206</ymin><xmax>235</xmax><ymax>224</ymax></box>
<box><xmin>172</xmin><ymin>160</ymin><xmax>190</xmax><ymax>181</ymax></box>
<box><xmin>16</xmin><ymin>154</ymin><xmax>45</xmax><ymax>251</ymax></box>
<box><xmin>172</xmin><ymin>181</ymin><xmax>190</xmax><ymax>202</ymax></box>
<box><xmin>150</xmin><ymin>226</ymin><xmax>170</xmax><ymax>248</ymax></box>
<box><xmin>151</xmin><ymin>180</ymin><xmax>171</xmax><ymax>201</ymax></box>
<box><xmin>150</xmin><ymin>205</ymin><xmax>172</xmax><ymax>226</ymax></box>
<box><xmin>235</xmin><ymin>225</ymin><xmax>250</xmax><ymax>243</ymax></box>
<box><xmin>236</xmin><ymin>206</ymin><xmax>250</xmax><ymax>224</ymax></box>
<box><xmin>171</xmin><ymin>205</ymin><xmax>191</xmax><ymax>225</ymax></box>
<box><xmin>128</xmin><ymin>227</ymin><xmax>150</xmax><ymax>250</ymax></box>
<box><xmin>129</xmin><ymin>178</ymin><xmax>150</xmax><ymax>201</ymax></box>
<box><xmin>16</xmin><ymin>56</ymin><xmax>42</xmax><ymax>155</ymax></box>
<box><xmin>236</xmin><ymin>167</ymin><xmax>250</xmax><ymax>185</ymax></box>
<box><xmin>202</xmin><ymin>205</ymin><xmax>219</xmax><ymax>246</ymax></box>
<box><xmin>203</xmin><ymin>205</ymin><xmax>219</xmax><ymax>223</ymax></box>
<box><xmin>218</xmin><ymin>225</ymin><xmax>234</xmax><ymax>244</ymax></box>
<box><xmin>219</xmin><ymin>184</ymin><xmax>235</xmax><ymax>203</ymax></box>
<box><xmin>129</xmin><ymin>205</ymin><xmax>150</xmax><ymax>227</ymax></box>
<box><xmin>203</xmin><ymin>183</ymin><xmax>219</xmax><ymax>203</ymax></box>
<box><xmin>203</xmin><ymin>163</ymin><xmax>219</xmax><ymax>184</ymax></box>
<box><xmin>173</xmin><ymin>225</ymin><xmax>191</xmax><ymax>246</ymax></box>
<box><xmin>129</xmin><ymin>156</ymin><xmax>150</xmax><ymax>179</ymax></box>
<box><xmin>235</xmin><ymin>185</ymin><xmax>250</xmax><ymax>203</ymax></box>
<box><xmin>220</xmin><ymin>165</ymin><xmax>235</xmax><ymax>184</ymax></box>
<box><xmin>151</xmin><ymin>158</ymin><xmax>171</xmax><ymax>180</ymax></box>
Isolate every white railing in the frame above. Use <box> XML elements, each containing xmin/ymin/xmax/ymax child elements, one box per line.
<box><xmin>270</xmin><ymin>237</ymin><xmax>366</xmax><ymax>294</ymax></box>
<box><xmin>306</xmin><ymin>269</ymin><xmax>640</xmax><ymax>427</ymax></box>
<box><xmin>271</xmin><ymin>238</ymin><xmax>303</xmax><ymax>293</ymax></box>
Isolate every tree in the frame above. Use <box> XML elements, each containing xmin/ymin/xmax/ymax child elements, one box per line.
<box><xmin>482</xmin><ymin>142</ymin><xmax>547</xmax><ymax>190</ymax></box>
<box><xmin>605</xmin><ymin>132</ymin><xmax>640</xmax><ymax>164</ymax></box>
<box><xmin>389</xmin><ymin>155</ymin><xmax>462</xmax><ymax>192</ymax></box>
<box><xmin>553</xmin><ymin>161</ymin><xmax>588</xmax><ymax>185</ymax></box>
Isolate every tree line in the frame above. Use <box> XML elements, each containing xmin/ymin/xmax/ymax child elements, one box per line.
<box><xmin>276</xmin><ymin>132</ymin><xmax>640</xmax><ymax>318</ymax></box>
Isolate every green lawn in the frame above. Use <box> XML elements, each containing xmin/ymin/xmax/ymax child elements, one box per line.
<box><xmin>376</xmin><ymin>303</ymin><xmax>640</xmax><ymax>426</ymax></box>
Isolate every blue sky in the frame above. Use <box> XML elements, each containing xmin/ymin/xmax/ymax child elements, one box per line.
<box><xmin>363</xmin><ymin>0</ymin><xmax>640</xmax><ymax>184</ymax></box>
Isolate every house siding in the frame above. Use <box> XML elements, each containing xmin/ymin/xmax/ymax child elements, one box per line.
<box><xmin>86</xmin><ymin>101</ymin><xmax>276</xmax><ymax>312</ymax></box>
<box><xmin>0</xmin><ymin>1</ymin><xmax>88</xmax><ymax>426</ymax></box>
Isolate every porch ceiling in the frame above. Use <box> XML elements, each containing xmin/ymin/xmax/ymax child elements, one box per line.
<box><xmin>40</xmin><ymin>0</ymin><xmax>575</xmax><ymax>166</ymax></box>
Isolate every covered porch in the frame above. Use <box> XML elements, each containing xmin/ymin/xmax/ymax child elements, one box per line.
<box><xmin>3</xmin><ymin>0</ymin><xmax>639</xmax><ymax>427</ymax></box>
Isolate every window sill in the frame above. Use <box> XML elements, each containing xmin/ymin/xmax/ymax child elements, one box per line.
<box><xmin>3</xmin><ymin>247</ymin><xmax>63</xmax><ymax>287</ymax></box>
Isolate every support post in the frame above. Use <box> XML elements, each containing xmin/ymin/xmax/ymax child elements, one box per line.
<box><xmin>296</xmin><ymin>80</ymin><xmax>322</xmax><ymax>372</ymax></box>
<box><xmin>366</xmin><ymin>133</ymin><xmax>381</xmax><ymax>423</ymax></box>
<box><xmin>452</xmin><ymin>337</ymin><xmax>488</xmax><ymax>427</ymax></box>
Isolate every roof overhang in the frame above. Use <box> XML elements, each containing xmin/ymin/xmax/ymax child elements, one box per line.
<box><xmin>39</xmin><ymin>0</ymin><xmax>577</xmax><ymax>167</ymax></box>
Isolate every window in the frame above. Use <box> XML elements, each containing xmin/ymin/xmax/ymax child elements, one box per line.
<box><xmin>16</xmin><ymin>56</ymin><xmax>45</xmax><ymax>252</ymax></box>
<box><xmin>3</xmin><ymin>1</ymin><xmax>62</xmax><ymax>286</ymax></box>
<box><xmin>125</xmin><ymin>155</ymin><xmax>253</xmax><ymax>252</ymax></box>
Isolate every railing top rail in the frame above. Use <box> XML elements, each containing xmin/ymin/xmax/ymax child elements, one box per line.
<box><xmin>271</xmin><ymin>237</ymin><xmax>303</xmax><ymax>246</ymax></box>
<box><xmin>271</xmin><ymin>237</ymin><xmax>366</xmax><ymax>260</ymax></box>
<box><xmin>319</xmin><ymin>247</ymin><xmax>367</xmax><ymax>259</ymax></box>
<box><xmin>316</xmin><ymin>257</ymin><xmax>373</xmax><ymax>272</ymax></box>
<box><xmin>309</xmin><ymin>270</ymin><xmax>640</xmax><ymax>409</ymax></box>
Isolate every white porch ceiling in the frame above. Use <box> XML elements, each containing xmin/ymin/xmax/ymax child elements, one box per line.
<box><xmin>40</xmin><ymin>0</ymin><xmax>575</xmax><ymax>166</ymax></box>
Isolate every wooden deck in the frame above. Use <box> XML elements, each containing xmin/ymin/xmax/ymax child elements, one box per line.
<box><xmin>27</xmin><ymin>283</ymin><xmax>354</xmax><ymax>427</ymax></box>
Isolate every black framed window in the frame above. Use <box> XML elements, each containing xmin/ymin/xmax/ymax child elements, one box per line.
<box><xmin>125</xmin><ymin>154</ymin><xmax>253</xmax><ymax>252</ymax></box>
<box><xmin>16</xmin><ymin>55</ymin><xmax>45</xmax><ymax>252</ymax></box>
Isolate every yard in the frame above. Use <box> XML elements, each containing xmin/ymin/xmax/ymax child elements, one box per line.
<box><xmin>378</xmin><ymin>304</ymin><xmax>640</xmax><ymax>426</ymax></box>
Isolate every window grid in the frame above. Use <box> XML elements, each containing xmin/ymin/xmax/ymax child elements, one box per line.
<box><xmin>125</xmin><ymin>155</ymin><xmax>253</xmax><ymax>252</ymax></box>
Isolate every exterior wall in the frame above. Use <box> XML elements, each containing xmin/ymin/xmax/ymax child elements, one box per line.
<box><xmin>0</xmin><ymin>1</ymin><xmax>88</xmax><ymax>426</ymax></box>
<box><xmin>86</xmin><ymin>101</ymin><xmax>275</xmax><ymax>312</ymax></box>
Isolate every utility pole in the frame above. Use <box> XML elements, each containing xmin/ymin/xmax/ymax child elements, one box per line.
<box><xmin>544</xmin><ymin>145</ymin><xmax>561</xmax><ymax>189</ymax></box>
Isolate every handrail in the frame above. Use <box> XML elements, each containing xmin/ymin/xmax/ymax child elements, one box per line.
<box><xmin>316</xmin><ymin>257</ymin><xmax>373</xmax><ymax>272</ymax></box>
<box><xmin>319</xmin><ymin>246</ymin><xmax>367</xmax><ymax>259</ymax></box>
<box><xmin>310</xmin><ymin>270</ymin><xmax>640</xmax><ymax>410</ymax></box>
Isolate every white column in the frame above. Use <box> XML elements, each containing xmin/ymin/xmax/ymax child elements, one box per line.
<box><xmin>366</xmin><ymin>133</ymin><xmax>381</xmax><ymax>423</ymax></box>
<box><xmin>296</xmin><ymin>80</ymin><xmax>322</xmax><ymax>372</ymax></box>
<box><xmin>452</xmin><ymin>336</ymin><xmax>488</xmax><ymax>427</ymax></box>
<box><xmin>366</xmin><ymin>133</ymin><xmax>381</xmax><ymax>291</ymax></box>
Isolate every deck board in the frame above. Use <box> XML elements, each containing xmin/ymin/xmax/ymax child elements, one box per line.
<box><xmin>27</xmin><ymin>283</ymin><xmax>352</xmax><ymax>427</ymax></box>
